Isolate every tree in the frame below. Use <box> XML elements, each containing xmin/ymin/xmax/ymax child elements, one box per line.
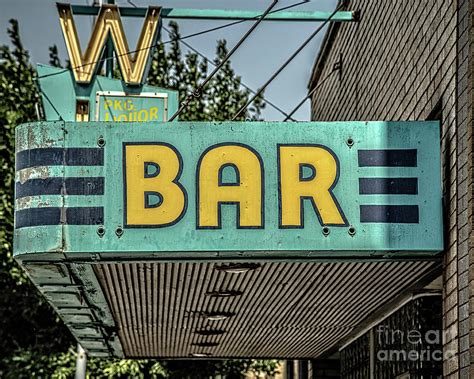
<box><xmin>0</xmin><ymin>18</ymin><xmax>74</xmax><ymax>366</ymax></box>
<box><xmin>0</xmin><ymin>19</ymin><xmax>276</xmax><ymax>378</ymax></box>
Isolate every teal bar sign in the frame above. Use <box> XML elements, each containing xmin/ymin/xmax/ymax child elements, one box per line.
<box><xmin>14</xmin><ymin>121</ymin><xmax>443</xmax><ymax>261</ymax></box>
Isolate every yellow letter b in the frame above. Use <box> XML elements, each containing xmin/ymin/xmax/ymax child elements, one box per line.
<box><xmin>124</xmin><ymin>144</ymin><xmax>187</xmax><ymax>227</ymax></box>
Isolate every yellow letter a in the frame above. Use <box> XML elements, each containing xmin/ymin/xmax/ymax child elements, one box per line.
<box><xmin>197</xmin><ymin>144</ymin><xmax>263</xmax><ymax>229</ymax></box>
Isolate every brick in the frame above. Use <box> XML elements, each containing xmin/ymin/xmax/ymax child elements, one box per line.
<box><xmin>459</xmin><ymin>287</ymin><xmax>469</xmax><ymax>305</ymax></box>
<box><xmin>445</xmin><ymin>258</ymin><xmax>458</xmax><ymax>280</ymax></box>
<box><xmin>446</xmin><ymin>307</ymin><xmax>459</xmax><ymax>333</ymax></box>
<box><xmin>460</xmin><ymin>366</ymin><xmax>470</xmax><ymax>378</ymax></box>
<box><xmin>459</xmin><ymin>318</ymin><xmax>469</xmax><ymax>336</ymax></box>
<box><xmin>460</xmin><ymin>334</ymin><xmax>470</xmax><ymax>352</ymax></box>
<box><xmin>446</xmin><ymin>274</ymin><xmax>458</xmax><ymax>293</ymax></box>
<box><xmin>460</xmin><ymin>303</ymin><xmax>469</xmax><ymax>321</ymax></box>
<box><xmin>444</xmin><ymin>355</ymin><xmax>459</xmax><ymax>376</ymax></box>
<box><xmin>447</xmin><ymin>322</ymin><xmax>459</xmax><ymax>342</ymax></box>
<box><xmin>446</xmin><ymin>290</ymin><xmax>459</xmax><ymax>311</ymax></box>
<box><xmin>459</xmin><ymin>255</ymin><xmax>469</xmax><ymax>274</ymax></box>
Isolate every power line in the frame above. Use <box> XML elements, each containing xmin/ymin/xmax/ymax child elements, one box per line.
<box><xmin>161</xmin><ymin>25</ymin><xmax>296</xmax><ymax>121</ymax></box>
<box><xmin>36</xmin><ymin>1</ymin><xmax>309</xmax><ymax>81</ymax></box>
<box><xmin>232</xmin><ymin>2</ymin><xmax>344</xmax><ymax>121</ymax></box>
<box><xmin>168</xmin><ymin>0</ymin><xmax>279</xmax><ymax>121</ymax></box>
<box><xmin>284</xmin><ymin>61</ymin><xmax>340</xmax><ymax>121</ymax></box>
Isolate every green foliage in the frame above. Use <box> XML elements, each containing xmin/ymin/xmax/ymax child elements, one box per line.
<box><xmin>0</xmin><ymin>20</ymin><xmax>74</xmax><ymax>368</ymax></box>
<box><xmin>2</xmin><ymin>348</ymin><xmax>169</xmax><ymax>379</ymax></box>
<box><xmin>2</xmin><ymin>348</ymin><xmax>77</xmax><ymax>379</ymax></box>
<box><xmin>48</xmin><ymin>45</ymin><xmax>62</xmax><ymax>68</ymax></box>
<box><xmin>164</xmin><ymin>359</ymin><xmax>280</xmax><ymax>379</ymax></box>
<box><xmin>3</xmin><ymin>349</ymin><xmax>278</xmax><ymax>379</ymax></box>
<box><xmin>0</xmin><ymin>18</ymin><xmax>275</xmax><ymax>378</ymax></box>
<box><xmin>0</xmin><ymin>19</ymin><xmax>35</xmax><ymax>284</ymax></box>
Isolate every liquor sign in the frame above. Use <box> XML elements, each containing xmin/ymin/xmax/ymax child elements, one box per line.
<box><xmin>95</xmin><ymin>91</ymin><xmax>168</xmax><ymax>122</ymax></box>
<box><xmin>14</xmin><ymin>121</ymin><xmax>442</xmax><ymax>260</ymax></box>
<box><xmin>37</xmin><ymin>65</ymin><xmax>178</xmax><ymax>122</ymax></box>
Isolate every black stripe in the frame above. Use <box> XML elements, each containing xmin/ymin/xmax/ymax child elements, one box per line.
<box><xmin>358</xmin><ymin>149</ymin><xmax>417</xmax><ymax>167</ymax></box>
<box><xmin>16</xmin><ymin>148</ymin><xmax>104</xmax><ymax>170</ymax></box>
<box><xmin>359</xmin><ymin>178</ymin><xmax>418</xmax><ymax>195</ymax></box>
<box><xmin>15</xmin><ymin>177</ymin><xmax>104</xmax><ymax>199</ymax></box>
<box><xmin>360</xmin><ymin>205</ymin><xmax>419</xmax><ymax>223</ymax></box>
<box><xmin>66</xmin><ymin>207</ymin><xmax>104</xmax><ymax>225</ymax></box>
<box><xmin>15</xmin><ymin>207</ymin><xmax>60</xmax><ymax>228</ymax></box>
<box><xmin>15</xmin><ymin>207</ymin><xmax>104</xmax><ymax>228</ymax></box>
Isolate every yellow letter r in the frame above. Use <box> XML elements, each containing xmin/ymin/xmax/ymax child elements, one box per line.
<box><xmin>278</xmin><ymin>144</ymin><xmax>347</xmax><ymax>228</ymax></box>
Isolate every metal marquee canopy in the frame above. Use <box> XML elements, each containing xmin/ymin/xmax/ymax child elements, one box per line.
<box><xmin>14</xmin><ymin>120</ymin><xmax>443</xmax><ymax>358</ymax></box>
<box><xmin>20</xmin><ymin>260</ymin><xmax>440</xmax><ymax>358</ymax></box>
<box><xmin>14</xmin><ymin>1</ymin><xmax>444</xmax><ymax>361</ymax></box>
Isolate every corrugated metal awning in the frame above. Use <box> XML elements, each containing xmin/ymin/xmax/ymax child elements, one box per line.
<box><xmin>92</xmin><ymin>261</ymin><xmax>439</xmax><ymax>358</ymax></box>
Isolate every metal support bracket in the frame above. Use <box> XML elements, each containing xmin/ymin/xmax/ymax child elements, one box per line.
<box><xmin>70</xmin><ymin>5</ymin><xmax>357</xmax><ymax>22</ymax></box>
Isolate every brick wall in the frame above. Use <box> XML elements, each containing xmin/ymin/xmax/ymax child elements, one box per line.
<box><xmin>309</xmin><ymin>0</ymin><xmax>467</xmax><ymax>377</ymax></box>
<box><xmin>456</xmin><ymin>1</ymin><xmax>472</xmax><ymax>377</ymax></box>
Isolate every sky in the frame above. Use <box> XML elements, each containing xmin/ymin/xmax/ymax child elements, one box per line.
<box><xmin>0</xmin><ymin>0</ymin><xmax>337</xmax><ymax>121</ymax></box>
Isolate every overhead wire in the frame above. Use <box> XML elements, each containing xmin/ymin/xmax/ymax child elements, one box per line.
<box><xmin>36</xmin><ymin>1</ymin><xmax>309</xmax><ymax>81</ymax></box>
<box><xmin>160</xmin><ymin>1</ymin><xmax>304</xmax><ymax>46</ymax></box>
<box><xmin>128</xmin><ymin>0</ymin><xmax>310</xmax><ymax>45</ymax></box>
<box><xmin>126</xmin><ymin>0</ymin><xmax>302</xmax><ymax>120</ymax></box>
<box><xmin>161</xmin><ymin>25</ymin><xmax>296</xmax><ymax>121</ymax></box>
<box><xmin>40</xmin><ymin>89</ymin><xmax>64</xmax><ymax>121</ymax></box>
<box><xmin>168</xmin><ymin>0</ymin><xmax>280</xmax><ymax>121</ymax></box>
<box><xmin>232</xmin><ymin>2</ymin><xmax>345</xmax><ymax>120</ymax></box>
<box><xmin>284</xmin><ymin>62</ymin><xmax>339</xmax><ymax>121</ymax></box>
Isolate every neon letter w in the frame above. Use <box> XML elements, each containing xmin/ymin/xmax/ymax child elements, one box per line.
<box><xmin>57</xmin><ymin>4</ymin><xmax>160</xmax><ymax>85</ymax></box>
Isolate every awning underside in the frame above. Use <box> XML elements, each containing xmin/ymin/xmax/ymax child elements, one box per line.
<box><xmin>92</xmin><ymin>260</ymin><xmax>439</xmax><ymax>358</ymax></box>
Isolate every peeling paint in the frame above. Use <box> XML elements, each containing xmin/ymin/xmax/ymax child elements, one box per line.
<box><xmin>16</xmin><ymin>196</ymin><xmax>52</xmax><ymax>211</ymax></box>
<box><xmin>18</xmin><ymin>166</ymin><xmax>51</xmax><ymax>183</ymax></box>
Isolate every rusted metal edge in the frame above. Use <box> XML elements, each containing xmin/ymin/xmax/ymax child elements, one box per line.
<box><xmin>68</xmin><ymin>263</ymin><xmax>124</xmax><ymax>357</ymax></box>
<box><xmin>18</xmin><ymin>259</ymin><xmax>123</xmax><ymax>357</ymax></box>
<box><xmin>16</xmin><ymin>251</ymin><xmax>443</xmax><ymax>265</ymax></box>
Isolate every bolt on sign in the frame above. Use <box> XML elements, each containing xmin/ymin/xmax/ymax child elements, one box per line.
<box><xmin>14</xmin><ymin>121</ymin><xmax>442</xmax><ymax>260</ymax></box>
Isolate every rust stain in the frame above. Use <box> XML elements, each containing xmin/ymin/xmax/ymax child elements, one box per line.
<box><xmin>26</xmin><ymin>125</ymin><xmax>36</xmax><ymax>149</ymax></box>
<box><xmin>79</xmin><ymin>167</ymin><xmax>90</xmax><ymax>176</ymax></box>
